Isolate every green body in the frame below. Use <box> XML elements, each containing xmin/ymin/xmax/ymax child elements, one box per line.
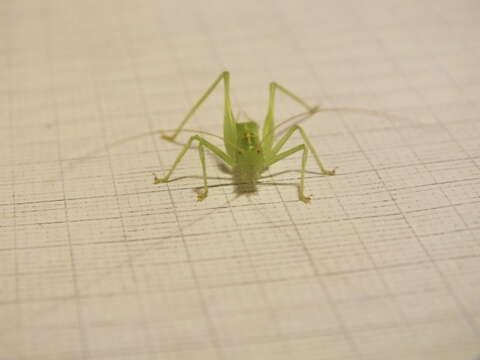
<box><xmin>156</xmin><ymin>71</ymin><xmax>335</xmax><ymax>202</ymax></box>
<box><xmin>233</xmin><ymin>121</ymin><xmax>265</xmax><ymax>183</ymax></box>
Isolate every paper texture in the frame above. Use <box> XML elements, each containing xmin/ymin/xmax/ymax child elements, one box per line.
<box><xmin>1</xmin><ymin>0</ymin><xmax>479</xmax><ymax>359</ymax></box>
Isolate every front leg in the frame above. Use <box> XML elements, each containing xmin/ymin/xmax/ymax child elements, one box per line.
<box><xmin>154</xmin><ymin>135</ymin><xmax>234</xmax><ymax>201</ymax></box>
<box><xmin>264</xmin><ymin>144</ymin><xmax>311</xmax><ymax>203</ymax></box>
<box><xmin>263</xmin><ymin>124</ymin><xmax>335</xmax><ymax>202</ymax></box>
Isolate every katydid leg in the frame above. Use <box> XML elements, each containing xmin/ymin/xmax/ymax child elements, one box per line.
<box><xmin>154</xmin><ymin>135</ymin><xmax>234</xmax><ymax>201</ymax></box>
<box><xmin>265</xmin><ymin>144</ymin><xmax>311</xmax><ymax>203</ymax></box>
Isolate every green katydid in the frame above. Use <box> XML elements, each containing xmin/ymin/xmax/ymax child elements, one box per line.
<box><xmin>155</xmin><ymin>71</ymin><xmax>335</xmax><ymax>203</ymax></box>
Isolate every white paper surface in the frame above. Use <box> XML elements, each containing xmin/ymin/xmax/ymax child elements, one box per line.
<box><xmin>1</xmin><ymin>0</ymin><xmax>479</xmax><ymax>359</ymax></box>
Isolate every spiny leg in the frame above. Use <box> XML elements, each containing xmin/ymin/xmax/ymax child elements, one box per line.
<box><xmin>271</xmin><ymin>125</ymin><xmax>335</xmax><ymax>176</ymax></box>
<box><xmin>264</xmin><ymin>144</ymin><xmax>311</xmax><ymax>203</ymax></box>
<box><xmin>154</xmin><ymin>135</ymin><xmax>234</xmax><ymax>201</ymax></box>
<box><xmin>262</xmin><ymin>82</ymin><xmax>319</xmax><ymax>156</ymax></box>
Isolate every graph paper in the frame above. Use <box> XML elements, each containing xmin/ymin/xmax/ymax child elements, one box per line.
<box><xmin>1</xmin><ymin>0</ymin><xmax>479</xmax><ymax>359</ymax></box>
